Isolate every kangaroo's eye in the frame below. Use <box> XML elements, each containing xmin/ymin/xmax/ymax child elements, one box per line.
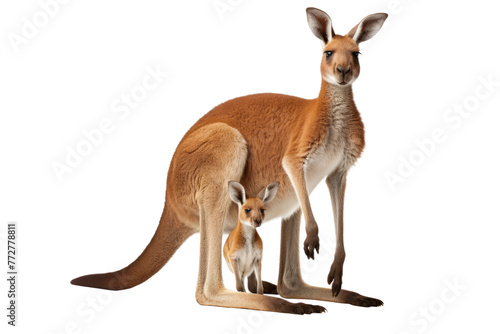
<box><xmin>245</xmin><ymin>208</ymin><xmax>251</xmax><ymax>213</ymax></box>
<box><xmin>352</xmin><ymin>51</ymin><xmax>361</xmax><ymax>59</ymax></box>
<box><xmin>260</xmin><ymin>209</ymin><xmax>265</xmax><ymax>214</ymax></box>
<box><xmin>324</xmin><ymin>50</ymin><xmax>333</xmax><ymax>58</ymax></box>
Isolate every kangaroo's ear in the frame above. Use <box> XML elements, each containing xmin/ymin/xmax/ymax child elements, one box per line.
<box><xmin>347</xmin><ymin>13</ymin><xmax>388</xmax><ymax>44</ymax></box>
<box><xmin>228</xmin><ymin>181</ymin><xmax>246</xmax><ymax>206</ymax></box>
<box><xmin>306</xmin><ymin>7</ymin><xmax>335</xmax><ymax>46</ymax></box>
<box><xmin>258</xmin><ymin>182</ymin><xmax>280</xmax><ymax>204</ymax></box>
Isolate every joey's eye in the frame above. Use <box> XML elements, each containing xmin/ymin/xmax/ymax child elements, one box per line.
<box><xmin>245</xmin><ymin>208</ymin><xmax>251</xmax><ymax>213</ymax></box>
<box><xmin>260</xmin><ymin>209</ymin><xmax>265</xmax><ymax>214</ymax></box>
<box><xmin>352</xmin><ymin>51</ymin><xmax>361</xmax><ymax>59</ymax></box>
<box><xmin>324</xmin><ymin>50</ymin><xmax>333</xmax><ymax>58</ymax></box>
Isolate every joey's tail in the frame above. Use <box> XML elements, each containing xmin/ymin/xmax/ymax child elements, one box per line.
<box><xmin>71</xmin><ymin>205</ymin><xmax>194</xmax><ymax>290</ymax></box>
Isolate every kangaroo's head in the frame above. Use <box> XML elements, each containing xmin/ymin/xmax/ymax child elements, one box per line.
<box><xmin>306</xmin><ymin>8</ymin><xmax>388</xmax><ymax>86</ymax></box>
<box><xmin>228</xmin><ymin>181</ymin><xmax>280</xmax><ymax>228</ymax></box>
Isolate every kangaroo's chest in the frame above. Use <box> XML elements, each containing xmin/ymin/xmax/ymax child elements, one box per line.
<box><xmin>254</xmin><ymin>116</ymin><xmax>359</xmax><ymax>222</ymax></box>
<box><xmin>304</xmin><ymin>122</ymin><xmax>349</xmax><ymax>191</ymax></box>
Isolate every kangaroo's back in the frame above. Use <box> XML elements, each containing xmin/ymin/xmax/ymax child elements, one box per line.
<box><xmin>183</xmin><ymin>93</ymin><xmax>325</xmax><ymax>197</ymax></box>
<box><xmin>187</xmin><ymin>92</ymin><xmax>313</xmax><ymax>153</ymax></box>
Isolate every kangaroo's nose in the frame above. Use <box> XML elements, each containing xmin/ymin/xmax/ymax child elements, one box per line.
<box><xmin>254</xmin><ymin>219</ymin><xmax>262</xmax><ymax>227</ymax></box>
<box><xmin>336</xmin><ymin>65</ymin><xmax>351</xmax><ymax>76</ymax></box>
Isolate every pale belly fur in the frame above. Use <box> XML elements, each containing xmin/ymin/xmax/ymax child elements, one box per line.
<box><xmin>225</xmin><ymin>241</ymin><xmax>262</xmax><ymax>278</ymax></box>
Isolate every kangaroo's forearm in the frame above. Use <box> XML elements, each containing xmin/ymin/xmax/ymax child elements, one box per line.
<box><xmin>282</xmin><ymin>157</ymin><xmax>317</xmax><ymax>233</ymax></box>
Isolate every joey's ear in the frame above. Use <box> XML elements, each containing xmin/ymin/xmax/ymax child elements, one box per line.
<box><xmin>258</xmin><ymin>182</ymin><xmax>280</xmax><ymax>204</ymax></box>
<box><xmin>348</xmin><ymin>13</ymin><xmax>388</xmax><ymax>44</ymax></box>
<box><xmin>306</xmin><ymin>7</ymin><xmax>335</xmax><ymax>46</ymax></box>
<box><xmin>228</xmin><ymin>181</ymin><xmax>246</xmax><ymax>206</ymax></box>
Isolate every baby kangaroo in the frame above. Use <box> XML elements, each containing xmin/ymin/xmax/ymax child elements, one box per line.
<box><xmin>223</xmin><ymin>181</ymin><xmax>279</xmax><ymax>294</ymax></box>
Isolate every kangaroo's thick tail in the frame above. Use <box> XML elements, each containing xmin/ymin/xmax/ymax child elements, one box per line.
<box><xmin>71</xmin><ymin>205</ymin><xmax>194</xmax><ymax>290</ymax></box>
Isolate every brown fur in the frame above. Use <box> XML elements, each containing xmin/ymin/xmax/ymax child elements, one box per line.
<box><xmin>71</xmin><ymin>7</ymin><xmax>388</xmax><ymax>314</ymax></box>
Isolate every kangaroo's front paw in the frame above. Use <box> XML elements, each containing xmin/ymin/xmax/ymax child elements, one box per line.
<box><xmin>303</xmin><ymin>233</ymin><xmax>320</xmax><ymax>260</ymax></box>
<box><xmin>327</xmin><ymin>262</ymin><xmax>343</xmax><ymax>297</ymax></box>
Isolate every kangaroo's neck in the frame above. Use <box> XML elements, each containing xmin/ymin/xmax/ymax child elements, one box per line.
<box><xmin>237</xmin><ymin>221</ymin><xmax>257</xmax><ymax>242</ymax></box>
<box><xmin>316</xmin><ymin>80</ymin><xmax>355</xmax><ymax>114</ymax></box>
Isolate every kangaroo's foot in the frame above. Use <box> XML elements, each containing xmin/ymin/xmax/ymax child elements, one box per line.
<box><xmin>278</xmin><ymin>281</ymin><xmax>382</xmax><ymax>307</ymax></box>
<box><xmin>197</xmin><ymin>287</ymin><xmax>326</xmax><ymax>314</ymax></box>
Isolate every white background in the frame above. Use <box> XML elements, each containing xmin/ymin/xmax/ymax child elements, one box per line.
<box><xmin>1</xmin><ymin>0</ymin><xmax>500</xmax><ymax>333</ymax></box>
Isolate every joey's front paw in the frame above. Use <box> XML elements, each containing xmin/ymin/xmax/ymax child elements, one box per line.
<box><xmin>303</xmin><ymin>233</ymin><xmax>320</xmax><ymax>260</ymax></box>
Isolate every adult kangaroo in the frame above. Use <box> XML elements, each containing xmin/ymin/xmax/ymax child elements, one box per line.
<box><xmin>71</xmin><ymin>7</ymin><xmax>388</xmax><ymax>314</ymax></box>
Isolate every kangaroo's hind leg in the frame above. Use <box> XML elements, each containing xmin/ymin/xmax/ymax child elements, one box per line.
<box><xmin>186</xmin><ymin>123</ymin><xmax>324</xmax><ymax>314</ymax></box>
<box><xmin>277</xmin><ymin>209</ymin><xmax>383</xmax><ymax>307</ymax></box>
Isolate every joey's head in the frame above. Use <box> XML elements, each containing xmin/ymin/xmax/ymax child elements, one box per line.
<box><xmin>306</xmin><ymin>8</ymin><xmax>388</xmax><ymax>86</ymax></box>
<box><xmin>228</xmin><ymin>181</ymin><xmax>280</xmax><ymax>228</ymax></box>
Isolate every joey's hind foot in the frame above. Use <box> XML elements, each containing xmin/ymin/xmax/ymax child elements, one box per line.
<box><xmin>248</xmin><ymin>279</ymin><xmax>278</xmax><ymax>295</ymax></box>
